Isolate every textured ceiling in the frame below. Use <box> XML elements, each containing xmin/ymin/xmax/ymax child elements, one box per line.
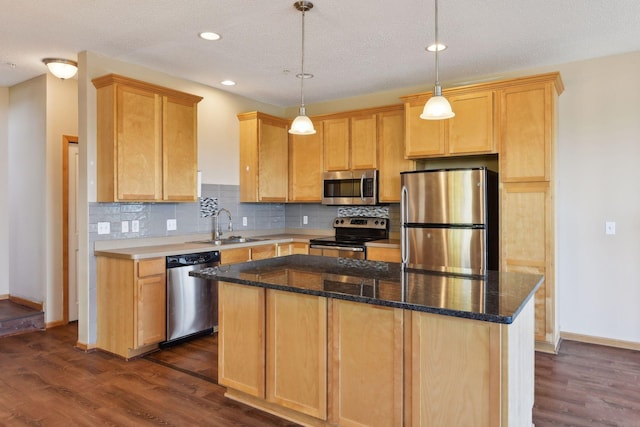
<box><xmin>2</xmin><ymin>0</ymin><xmax>640</xmax><ymax>107</ymax></box>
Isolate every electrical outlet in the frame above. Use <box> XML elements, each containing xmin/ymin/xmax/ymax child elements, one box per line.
<box><xmin>242</xmin><ymin>216</ymin><xmax>248</xmax><ymax>227</ymax></box>
<box><xmin>605</xmin><ymin>221</ymin><xmax>616</xmax><ymax>235</ymax></box>
<box><xmin>303</xmin><ymin>215</ymin><xmax>308</xmax><ymax>225</ymax></box>
<box><xmin>131</xmin><ymin>220</ymin><xmax>140</xmax><ymax>233</ymax></box>
<box><xmin>167</xmin><ymin>219</ymin><xmax>177</xmax><ymax>231</ymax></box>
<box><xmin>121</xmin><ymin>220</ymin><xmax>129</xmax><ymax>233</ymax></box>
<box><xmin>97</xmin><ymin>222</ymin><xmax>110</xmax><ymax>235</ymax></box>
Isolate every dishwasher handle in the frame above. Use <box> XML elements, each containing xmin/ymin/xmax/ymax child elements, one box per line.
<box><xmin>167</xmin><ymin>251</ymin><xmax>221</xmax><ymax>268</ymax></box>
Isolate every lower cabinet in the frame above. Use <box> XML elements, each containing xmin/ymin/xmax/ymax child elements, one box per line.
<box><xmin>96</xmin><ymin>256</ymin><xmax>166</xmax><ymax>359</ymax></box>
<box><xmin>218</xmin><ymin>282</ymin><xmax>535</xmax><ymax>426</ymax></box>
<box><xmin>366</xmin><ymin>246</ymin><xmax>401</xmax><ymax>262</ymax></box>
<box><xmin>220</xmin><ymin>244</ymin><xmax>277</xmax><ymax>265</ymax></box>
<box><xmin>276</xmin><ymin>242</ymin><xmax>309</xmax><ymax>256</ymax></box>
<box><xmin>329</xmin><ymin>299</ymin><xmax>404</xmax><ymax>427</ymax></box>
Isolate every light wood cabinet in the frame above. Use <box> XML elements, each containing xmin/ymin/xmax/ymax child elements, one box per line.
<box><xmin>367</xmin><ymin>246</ymin><xmax>401</xmax><ymax>263</ymax></box>
<box><xmin>220</xmin><ymin>244</ymin><xmax>277</xmax><ymax>265</ymax></box>
<box><xmin>402</xmin><ymin>90</ymin><xmax>496</xmax><ymax>159</ymax></box>
<box><xmin>289</xmin><ymin>128</ymin><xmax>323</xmax><ymax>202</ymax></box>
<box><xmin>406</xmin><ymin>300</ymin><xmax>535</xmax><ymax>426</ymax></box>
<box><xmin>96</xmin><ymin>256</ymin><xmax>166</xmax><ymax>359</ymax></box>
<box><xmin>218</xmin><ymin>281</ymin><xmax>266</xmax><ymax>397</ymax></box>
<box><xmin>377</xmin><ymin>108</ymin><xmax>413</xmax><ymax>202</ymax></box>
<box><xmin>329</xmin><ymin>299</ymin><xmax>404</xmax><ymax>427</ymax></box>
<box><xmin>267</xmin><ymin>290</ymin><xmax>327</xmax><ymax>419</ymax></box>
<box><xmin>322</xmin><ymin>113</ymin><xmax>378</xmax><ymax>172</ymax></box>
<box><xmin>276</xmin><ymin>242</ymin><xmax>309</xmax><ymax>256</ymax></box>
<box><xmin>501</xmin><ymin>181</ymin><xmax>555</xmax><ymax>346</ymax></box>
<box><xmin>238</xmin><ymin>112</ymin><xmax>290</xmax><ymax>202</ymax></box>
<box><xmin>500</xmin><ymin>82</ymin><xmax>555</xmax><ymax>182</ymax></box>
<box><xmin>92</xmin><ymin>74</ymin><xmax>202</xmax><ymax>202</ymax></box>
<box><xmin>322</xmin><ymin>117</ymin><xmax>351</xmax><ymax>171</ymax></box>
<box><xmin>498</xmin><ymin>73</ymin><xmax>563</xmax><ymax>352</ymax></box>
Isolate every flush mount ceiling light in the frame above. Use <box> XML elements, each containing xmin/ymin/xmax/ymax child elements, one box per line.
<box><xmin>42</xmin><ymin>58</ymin><xmax>78</xmax><ymax>80</ymax></box>
<box><xmin>426</xmin><ymin>43</ymin><xmax>447</xmax><ymax>52</ymax></box>
<box><xmin>289</xmin><ymin>0</ymin><xmax>316</xmax><ymax>135</ymax></box>
<box><xmin>420</xmin><ymin>0</ymin><xmax>455</xmax><ymax>120</ymax></box>
<box><xmin>220</xmin><ymin>80</ymin><xmax>236</xmax><ymax>86</ymax></box>
<box><xmin>199</xmin><ymin>31</ymin><xmax>221</xmax><ymax>41</ymax></box>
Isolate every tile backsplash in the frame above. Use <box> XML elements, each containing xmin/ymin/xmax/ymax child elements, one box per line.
<box><xmin>89</xmin><ymin>184</ymin><xmax>400</xmax><ymax>244</ymax></box>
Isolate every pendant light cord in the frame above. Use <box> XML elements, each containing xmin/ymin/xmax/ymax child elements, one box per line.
<box><xmin>299</xmin><ymin>7</ymin><xmax>306</xmax><ymax>111</ymax></box>
<box><xmin>434</xmin><ymin>0</ymin><xmax>441</xmax><ymax>95</ymax></box>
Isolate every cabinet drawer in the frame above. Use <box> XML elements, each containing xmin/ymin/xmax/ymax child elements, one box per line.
<box><xmin>221</xmin><ymin>248</ymin><xmax>252</xmax><ymax>265</ymax></box>
<box><xmin>137</xmin><ymin>258</ymin><xmax>165</xmax><ymax>278</ymax></box>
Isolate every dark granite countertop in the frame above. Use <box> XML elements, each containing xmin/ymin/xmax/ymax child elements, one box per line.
<box><xmin>191</xmin><ymin>255</ymin><xmax>543</xmax><ymax>324</ymax></box>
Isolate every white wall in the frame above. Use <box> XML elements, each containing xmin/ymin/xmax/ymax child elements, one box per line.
<box><xmin>8</xmin><ymin>76</ymin><xmax>47</xmax><ymax>303</ymax></box>
<box><xmin>44</xmin><ymin>74</ymin><xmax>78</xmax><ymax>323</ymax></box>
<box><xmin>554</xmin><ymin>52</ymin><xmax>640</xmax><ymax>343</ymax></box>
<box><xmin>0</xmin><ymin>87</ymin><xmax>9</xmax><ymax>296</ymax></box>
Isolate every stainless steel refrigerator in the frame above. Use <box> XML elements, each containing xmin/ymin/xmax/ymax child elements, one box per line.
<box><xmin>400</xmin><ymin>167</ymin><xmax>498</xmax><ymax>275</ymax></box>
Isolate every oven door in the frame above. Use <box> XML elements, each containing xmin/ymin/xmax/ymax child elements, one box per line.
<box><xmin>309</xmin><ymin>244</ymin><xmax>366</xmax><ymax>260</ymax></box>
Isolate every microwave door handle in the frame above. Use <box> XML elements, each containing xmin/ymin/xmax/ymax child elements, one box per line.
<box><xmin>401</xmin><ymin>185</ymin><xmax>409</xmax><ymax>264</ymax></box>
<box><xmin>360</xmin><ymin>173</ymin><xmax>365</xmax><ymax>201</ymax></box>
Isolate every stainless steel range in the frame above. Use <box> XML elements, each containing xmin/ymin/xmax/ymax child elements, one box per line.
<box><xmin>309</xmin><ymin>216</ymin><xmax>389</xmax><ymax>260</ymax></box>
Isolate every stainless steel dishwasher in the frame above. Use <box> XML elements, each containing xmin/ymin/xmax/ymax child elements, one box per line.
<box><xmin>161</xmin><ymin>251</ymin><xmax>220</xmax><ymax>348</ymax></box>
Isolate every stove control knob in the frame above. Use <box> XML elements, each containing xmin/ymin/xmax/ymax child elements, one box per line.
<box><xmin>374</xmin><ymin>220</ymin><xmax>379</xmax><ymax>225</ymax></box>
<box><xmin>380</xmin><ymin>219</ymin><xmax>385</xmax><ymax>226</ymax></box>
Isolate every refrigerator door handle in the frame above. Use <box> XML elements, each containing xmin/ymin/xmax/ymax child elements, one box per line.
<box><xmin>401</xmin><ymin>185</ymin><xmax>409</xmax><ymax>264</ymax></box>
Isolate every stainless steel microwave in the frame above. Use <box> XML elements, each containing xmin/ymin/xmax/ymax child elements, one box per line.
<box><xmin>322</xmin><ymin>170</ymin><xmax>378</xmax><ymax>205</ymax></box>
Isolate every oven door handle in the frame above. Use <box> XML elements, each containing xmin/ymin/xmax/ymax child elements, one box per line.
<box><xmin>310</xmin><ymin>244</ymin><xmax>364</xmax><ymax>252</ymax></box>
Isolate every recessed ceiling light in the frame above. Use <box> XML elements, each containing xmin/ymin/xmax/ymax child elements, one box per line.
<box><xmin>199</xmin><ymin>32</ymin><xmax>221</xmax><ymax>41</ymax></box>
<box><xmin>426</xmin><ymin>43</ymin><xmax>447</xmax><ymax>52</ymax></box>
<box><xmin>220</xmin><ymin>80</ymin><xmax>236</xmax><ymax>86</ymax></box>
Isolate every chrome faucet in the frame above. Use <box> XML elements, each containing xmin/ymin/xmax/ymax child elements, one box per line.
<box><xmin>213</xmin><ymin>208</ymin><xmax>233</xmax><ymax>243</ymax></box>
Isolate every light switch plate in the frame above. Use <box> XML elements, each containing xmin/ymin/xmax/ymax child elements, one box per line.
<box><xmin>303</xmin><ymin>215</ymin><xmax>309</xmax><ymax>225</ymax></box>
<box><xmin>131</xmin><ymin>220</ymin><xmax>140</xmax><ymax>233</ymax></box>
<box><xmin>242</xmin><ymin>216</ymin><xmax>248</xmax><ymax>227</ymax></box>
<box><xmin>167</xmin><ymin>219</ymin><xmax>177</xmax><ymax>231</ymax></box>
<box><xmin>605</xmin><ymin>221</ymin><xmax>616</xmax><ymax>235</ymax></box>
<box><xmin>121</xmin><ymin>220</ymin><xmax>129</xmax><ymax>233</ymax></box>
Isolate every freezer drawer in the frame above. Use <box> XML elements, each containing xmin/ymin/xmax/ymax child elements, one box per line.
<box><xmin>406</xmin><ymin>227</ymin><xmax>486</xmax><ymax>273</ymax></box>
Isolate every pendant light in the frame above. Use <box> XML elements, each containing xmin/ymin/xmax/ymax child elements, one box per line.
<box><xmin>289</xmin><ymin>1</ymin><xmax>317</xmax><ymax>135</ymax></box>
<box><xmin>42</xmin><ymin>58</ymin><xmax>78</xmax><ymax>80</ymax></box>
<box><xmin>420</xmin><ymin>0</ymin><xmax>454</xmax><ymax>120</ymax></box>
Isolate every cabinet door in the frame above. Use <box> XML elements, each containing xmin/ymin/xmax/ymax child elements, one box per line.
<box><xmin>289</xmin><ymin>128</ymin><xmax>323</xmax><ymax>202</ymax></box>
<box><xmin>500</xmin><ymin>83</ymin><xmax>554</xmax><ymax>182</ymax></box>
<box><xmin>448</xmin><ymin>91</ymin><xmax>495</xmax><ymax>155</ymax></box>
<box><xmin>239</xmin><ymin>116</ymin><xmax>259</xmax><ymax>202</ymax></box>
<box><xmin>329</xmin><ymin>299</ymin><xmax>404</xmax><ymax>427</ymax></box>
<box><xmin>135</xmin><ymin>268</ymin><xmax>166</xmax><ymax>347</ymax></box>
<box><xmin>266</xmin><ymin>290</ymin><xmax>327</xmax><ymax>419</ymax></box>
<box><xmin>350</xmin><ymin>114</ymin><xmax>377</xmax><ymax>170</ymax></box>
<box><xmin>366</xmin><ymin>246</ymin><xmax>401</xmax><ymax>263</ymax></box>
<box><xmin>408</xmin><ymin>311</ymin><xmax>501</xmax><ymax>427</ymax></box>
<box><xmin>220</xmin><ymin>247</ymin><xmax>251</xmax><ymax>265</ymax></box>
<box><xmin>163</xmin><ymin>96</ymin><xmax>198</xmax><ymax>201</ymax></box>
<box><xmin>258</xmin><ymin>117</ymin><xmax>289</xmax><ymax>202</ymax></box>
<box><xmin>277</xmin><ymin>242</ymin><xmax>309</xmax><ymax>256</ymax></box>
<box><xmin>218</xmin><ymin>281</ymin><xmax>266</xmax><ymax>398</ymax></box>
<box><xmin>501</xmin><ymin>181</ymin><xmax>555</xmax><ymax>346</ymax></box>
<box><xmin>251</xmin><ymin>244</ymin><xmax>276</xmax><ymax>260</ymax></box>
<box><xmin>323</xmin><ymin>118</ymin><xmax>350</xmax><ymax>171</ymax></box>
<box><xmin>377</xmin><ymin>109</ymin><xmax>413</xmax><ymax>202</ymax></box>
<box><xmin>116</xmin><ymin>84</ymin><xmax>162</xmax><ymax>201</ymax></box>
<box><xmin>404</xmin><ymin>101</ymin><xmax>445</xmax><ymax>158</ymax></box>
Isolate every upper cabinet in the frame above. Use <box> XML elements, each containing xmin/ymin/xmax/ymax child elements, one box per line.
<box><xmin>377</xmin><ymin>107</ymin><xmax>414</xmax><ymax>202</ymax></box>
<box><xmin>322</xmin><ymin>112</ymin><xmax>378</xmax><ymax>172</ymax></box>
<box><xmin>289</xmin><ymin>126</ymin><xmax>324</xmax><ymax>203</ymax></box>
<box><xmin>92</xmin><ymin>74</ymin><xmax>202</xmax><ymax>202</ymax></box>
<box><xmin>238</xmin><ymin>112</ymin><xmax>290</xmax><ymax>203</ymax></box>
<box><xmin>402</xmin><ymin>89</ymin><xmax>496</xmax><ymax>159</ymax></box>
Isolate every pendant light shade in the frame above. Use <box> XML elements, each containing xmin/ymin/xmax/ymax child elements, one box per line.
<box><xmin>421</xmin><ymin>0</ymin><xmax>454</xmax><ymax>120</ymax></box>
<box><xmin>289</xmin><ymin>1</ymin><xmax>316</xmax><ymax>135</ymax></box>
<box><xmin>42</xmin><ymin>58</ymin><xmax>78</xmax><ymax>80</ymax></box>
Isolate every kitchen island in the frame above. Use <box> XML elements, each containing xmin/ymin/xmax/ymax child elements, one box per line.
<box><xmin>192</xmin><ymin>255</ymin><xmax>542</xmax><ymax>427</ymax></box>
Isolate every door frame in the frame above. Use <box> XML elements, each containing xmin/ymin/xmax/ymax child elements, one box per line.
<box><xmin>62</xmin><ymin>134</ymin><xmax>78</xmax><ymax>324</ymax></box>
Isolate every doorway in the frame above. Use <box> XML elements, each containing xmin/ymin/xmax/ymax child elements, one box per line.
<box><xmin>62</xmin><ymin>135</ymin><xmax>79</xmax><ymax>323</ymax></box>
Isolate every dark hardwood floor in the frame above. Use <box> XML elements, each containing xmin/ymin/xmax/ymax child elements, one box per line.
<box><xmin>1</xmin><ymin>323</ymin><xmax>639</xmax><ymax>426</ymax></box>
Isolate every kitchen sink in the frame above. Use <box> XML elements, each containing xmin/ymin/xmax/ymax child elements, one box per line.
<box><xmin>191</xmin><ymin>236</ymin><xmax>266</xmax><ymax>245</ymax></box>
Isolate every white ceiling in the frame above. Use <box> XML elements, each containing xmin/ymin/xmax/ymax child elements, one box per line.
<box><xmin>2</xmin><ymin>0</ymin><xmax>640</xmax><ymax>107</ymax></box>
